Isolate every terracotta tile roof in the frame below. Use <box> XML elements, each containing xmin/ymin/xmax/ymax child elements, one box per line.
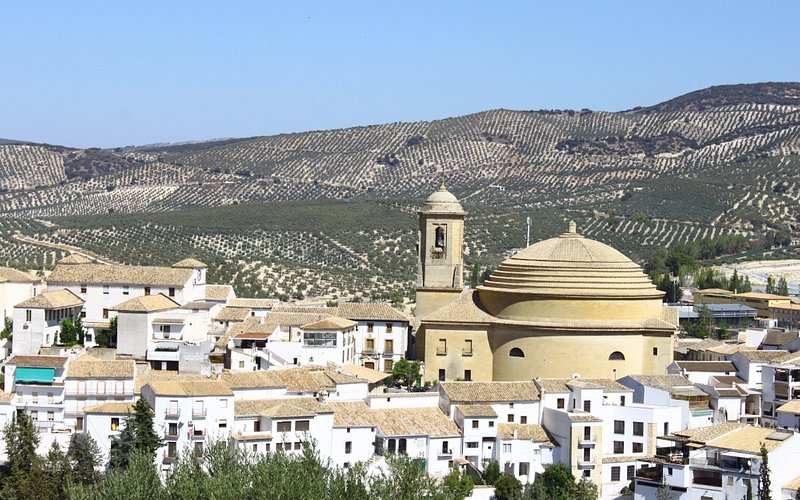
<box><xmin>707</xmin><ymin>426</ymin><xmax>791</xmax><ymax>454</ymax></box>
<box><xmin>231</xmin><ymin>432</ymin><xmax>273</xmax><ymax>442</ymax></box>
<box><xmin>221</xmin><ymin>366</ymin><xmax>363</xmax><ymax>392</ymax></box>
<box><xmin>623</xmin><ymin>374</ymin><xmax>694</xmax><ymax>390</ymax></box>
<box><xmin>694</xmin><ymin>288</ymin><xmax>734</xmax><ymax>296</ymax></box>
<box><xmin>112</xmin><ymin>293</ymin><xmax>180</xmax><ymax>313</ymax></box>
<box><xmin>369</xmin><ymin>407</ymin><xmax>461</xmax><ymax>437</ymax></box>
<box><xmin>271</xmin><ymin>306</ymin><xmax>337</xmax><ymax>315</ymax></box>
<box><xmin>172</xmin><ymin>258</ymin><xmax>207</xmax><ymax>269</ymax></box>
<box><xmin>329</xmin><ymin>401</ymin><xmax>377</xmax><ymax>427</ymax></box>
<box><xmin>0</xmin><ymin>267</ymin><xmax>41</xmax><ymax>283</ymax></box>
<box><xmin>214</xmin><ymin>306</ymin><xmax>252</xmax><ymax>322</ymax></box>
<box><xmin>57</xmin><ymin>254</ymin><xmax>92</xmax><ymax>265</ymax></box>
<box><xmin>777</xmin><ymin>400</ymin><xmax>800</xmax><ymax>413</ymax></box>
<box><xmin>48</xmin><ymin>263</ymin><xmax>193</xmax><ymax>287</ymax></box>
<box><xmin>336</xmin><ymin>303</ymin><xmax>409</xmax><ymax>322</ymax></box>
<box><xmin>423</xmin><ymin>290</ymin><xmax>494</xmax><ymax>324</ymax></box>
<box><xmin>736</xmin><ymin>292</ymin><xmax>791</xmax><ymax>300</ymax></box>
<box><xmin>784</xmin><ymin>475</ymin><xmax>800</xmax><ymax>492</ymax></box>
<box><xmin>707</xmin><ymin>344</ymin><xmax>753</xmax><ymax>355</ymax></box>
<box><xmin>456</xmin><ymin>404</ymin><xmax>497</xmax><ymax>418</ymax></box>
<box><xmin>228</xmin><ymin>298</ymin><xmax>274</xmax><ymax>309</ymax></box>
<box><xmin>133</xmin><ymin>370</ymin><xmax>206</xmax><ymax>394</ymax></box>
<box><xmin>762</xmin><ymin>330</ymin><xmax>799</xmax><ymax>346</ymax></box>
<box><xmin>0</xmin><ymin>392</ymin><xmax>14</xmax><ymax>403</ymax></box>
<box><xmin>83</xmin><ymin>402</ymin><xmax>135</xmax><ymax>414</ymax></box>
<box><xmin>672</xmin><ymin>422</ymin><xmax>744</xmax><ymax>444</ymax></box>
<box><xmin>146</xmin><ymin>380</ymin><xmax>233</xmax><ymax>397</ymax></box>
<box><xmin>6</xmin><ymin>355</ymin><xmax>68</xmax><ymax>368</ymax></box>
<box><xmin>737</xmin><ymin>350</ymin><xmax>791</xmax><ymax>362</ymax></box>
<box><xmin>674</xmin><ymin>361</ymin><xmax>736</xmax><ymax>372</ymax></box>
<box><xmin>602</xmin><ymin>455</ymin><xmax>651</xmax><ymax>464</ymax></box>
<box><xmin>16</xmin><ymin>289</ymin><xmax>83</xmax><ymax>309</ymax></box>
<box><xmin>774</xmin><ymin>352</ymin><xmax>800</xmax><ymax>364</ymax></box>
<box><xmin>534</xmin><ymin>378</ymin><xmax>631</xmax><ymax>393</ymax></box>
<box><xmin>302</xmin><ymin>316</ymin><xmax>357</xmax><ymax>331</ymax></box>
<box><xmin>340</xmin><ymin>364</ymin><xmax>391</xmax><ymax>384</ymax></box>
<box><xmin>675</xmin><ymin>338</ymin><xmax>723</xmax><ymax>350</ymax></box>
<box><xmin>205</xmin><ymin>284</ymin><xmax>234</xmax><ymax>301</ymax></box>
<box><xmin>181</xmin><ymin>301</ymin><xmax>217</xmax><ymax>310</ymax></box>
<box><xmin>234</xmin><ymin>397</ymin><xmax>329</xmax><ymax>418</ymax></box>
<box><xmin>266</xmin><ymin>312</ymin><xmax>330</xmax><ymax>327</ymax></box>
<box><xmin>66</xmin><ymin>356</ymin><xmax>135</xmax><ymax>379</ymax></box>
<box><xmin>497</xmin><ymin>423</ymin><xmax>553</xmax><ymax>445</ymax></box>
<box><xmin>567</xmin><ymin>413</ymin><xmax>603</xmax><ymax>423</ymax></box>
<box><xmin>439</xmin><ymin>381</ymin><xmax>540</xmax><ymax>402</ymax></box>
<box><xmin>231</xmin><ymin>318</ymin><xmax>279</xmax><ymax>340</ymax></box>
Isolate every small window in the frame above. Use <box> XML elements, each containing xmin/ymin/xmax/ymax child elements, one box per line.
<box><xmin>111</xmin><ymin>418</ymin><xmax>120</xmax><ymax>431</ymax></box>
<box><xmin>239</xmin><ymin>361</ymin><xmax>245</xmax><ymax>369</ymax></box>
<box><xmin>633</xmin><ymin>421</ymin><xmax>644</xmax><ymax>436</ymax></box>
<box><xmin>509</xmin><ymin>347</ymin><xmax>525</xmax><ymax>358</ymax></box>
<box><xmin>80</xmin><ymin>285</ymin><xmax>87</xmax><ymax>294</ymax></box>
<box><xmin>219</xmin><ymin>419</ymin><xmax>227</xmax><ymax>429</ymax></box>
<box><xmin>144</xmin><ymin>287</ymin><xmax>151</xmax><ymax>295</ymax></box>
<box><xmin>122</xmin><ymin>285</ymin><xmax>129</xmax><ymax>295</ymax></box>
<box><xmin>472</xmin><ymin>420</ymin><xmax>479</xmax><ymax>429</ymax></box>
<box><xmin>502</xmin><ymin>443</ymin><xmax>511</xmax><ymax>453</ymax></box>
<box><xmin>464</xmin><ymin>369</ymin><xmax>471</xmax><ymax>381</ymax></box>
<box><xmin>611</xmin><ymin>466</ymin><xmax>621</xmax><ymax>482</ymax></box>
<box><xmin>26</xmin><ymin>309</ymin><xmax>31</xmax><ymax>322</ymax></box>
<box><xmin>633</xmin><ymin>442</ymin><xmax>643</xmax><ymax>453</ymax></box>
<box><xmin>366</xmin><ymin>323</ymin><xmax>374</xmax><ymax>333</ymax></box>
<box><xmin>613</xmin><ymin>441</ymin><xmax>624</xmax><ymax>454</ymax></box>
<box><xmin>76</xmin><ymin>417</ymin><xmax>84</xmax><ymax>431</ymax></box>
<box><xmin>103</xmin><ymin>285</ymin><xmax>109</xmax><ymax>295</ymax></box>
<box><xmin>386</xmin><ymin>323</ymin><xmax>393</xmax><ymax>333</ymax></box>
<box><xmin>557</xmin><ymin>398</ymin><xmax>565</xmax><ymax>409</ymax></box>
<box><xmin>466</xmin><ymin>441</ymin><xmax>478</xmax><ymax>449</ymax></box>
<box><xmin>583</xmin><ymin>400</ymin><xmax>591</xmax><ymax>412</ymax></box>
<box><xmin>627</xmin><ymin>465</ymin><xmax>635</xmax><ymax>480</ymax></box>
<box><xmin>507</xmin><ymin>414</ymin><xmax>514</xmax><ymax>423</ymax></box>
<box><xmin>102</xmin><ymin>308</ymin><xmax>109</xmax><ymax>319</ymax></box>
<box><xmin>276</xmin><ymin>421</ymin><xmax>291</xmax><ymax>433</ymax></box>
<box><xmin>653</xmin><ymin>347</ymin><xmax>659</xmax><ymax>356</ymax></box>
<box><xmin>609</xmin><ymin>351</ymin><xmax>625</xmax><ymax>361</ymax></box>
<box><xmin>293</xmin><ymin>442</ymin><xmax>301</xmax><ymax>450</ymax></box>
<box><xmin>614</xmin><ymin>420</ymin><xmax>625</xmax><ymax>434</ymax></box>
<box><xmin>168</xmin><ymin>287</ymin><xmax>175</xmax><ymax>297</ymax></box>
<box><xmin>345</xmin><ymin>441</ymin><xmax>352</xmax><ymax>454</ymax></box>
<box><xmin>295</xmin><ymin>420</ymin><xmax>310</xmax><ymax>432</ymax></box>
<box><xmin>520</xmin><ymin>416</ymin><xmax>527</xmax><ymax>424</ymax></box>
<box><xmin>438</xmin><ymin>369</ymin><xmax>445</xmax><ymax>382</ymax></box>
<box><xmin>488</xmin><ymin>421</ymin><xmax>494</xmax><ymax>428</ymax></box>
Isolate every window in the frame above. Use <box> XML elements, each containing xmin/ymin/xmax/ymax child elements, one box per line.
<box><xmin>168</xmin><ymin>287</ymin><xmax>175</xmax><ymax>297</ymax></box>
<box><xmin>364</xmin><ymin>338</ymin><xmax>375</xmax><ymax>352</ymax></box>
<box><xmin>502</xmin><ymin>444</ymin><xmax>511</xmax><ymax>453</ymax></box>
<box><xmin>463</xmin><ymin>339</ymin><xmax>473</xmax><ymax>356</ymax></box>
<box><xmin>265</xmin><ymin>443</ymin><xmax>270</xmax><ymax>452</ymax></box>
<box><xmin>613</xmin><ymin>441</ymin><xmax>624</xmax><ymax>454</ymax></box>
<box><xmin>632</xmin><ymin>442</ymin><xmax>643</xmax><ymax>453</ymax></box>
<box><xmin>520</xmin><ymin>416</ymin><xmax>527</xmax><ymax>424</ymax></box>
<box><xmin>386</xmin><ymin>323</ymin><xmax>393</xmax><ymax>333</ymax></box>
<box><xmin>168</xmin><ymin>423</ymin><xmax>178</xmax><ymax>436</ymax></box>
<box><xmin>195</xmin><ymin>442</ymin><xmax>203</xmax><ymax>457</ymax></box>
<box><xmin>609</xmin><ymin>351</ymin><xmax>625</xmax><ymax>361</ymax></box>
<box><xmin>103</xmin><ymin>285</ymin><xmax>109</xmax><ymax>295</ymax></box>
<box><xmin>633</xmin><ymin>421</ymin><xmax>644</xmax><ymax>436</ymax></box>
<box><xmin>167</xmin><ymin>442</ymin><xmax>177</xmax><ymax>458</ymax></box>
<box><xmin>509</xmin><ymin>347</ymin><xmax>525</xmax><ymax>358</ymax></box>
<box><xmin>253</xmin><ymin>444</ymin><xmax>258</xmax><ymax>453</ymax></box>
<box><xmin>144</xmin><ymin>287</ymin><xmax>150</xmax><ymax>295</ymax></box>
<box><xmin>345</xmin><ymin>441</ymin><xmax>352</xmax><ymax>454</ymax></box>
<box><xmin>122</xmin><ymin>285</ymin><xmax>130</xmax><ymax>295</ymax></box>
<box><xmin>437</xmin><ymin>339</ymin><xmax>447</xmax><ymax>355</ymax></box>
<box><xmin>653</xmin><ymin>347</ymin><xmax>658</xmax><ymax>356</ymax></box>
<box><xmin>277</xmin><ymin>421</ymin><xmax>291</xmax><ymax>432</ymax></box>
<box><xmin>102</xmin><ymin>308</ymin><xmax>109</xmax><ymax>319</ymax></box>
<box><xmin>442</xmin><ymin>440</ymin><xmax>449</xmax><ymax>454</ymax></box>
<box><xmin>295</xmin><ymin>420</ymin><xmax>310</xmax><ymax>432</ymax></box>
<box><xmin>583</xmin><ymin>470</ymin><xmax>591</xmax><ymax>478</ymax></box>
<box><xmin>583</xmin><ymin>400</ymin><xmax>591</xmax><ymax>412</ymax></box>
<box><xmin>466</xmin><ymin>441</ymin><xmax>478</xmax><ymax>449</ymax></box>
<box><xmin>366</xmin><ymin>323</ymin><xmax>374</xmax><ymax>333</ymax></box>
<box><xmin>435</xmin><ymin>226</ymin><xmax>446</xmax><ymax>249</ymax></box>
<box><xmin>611</xmin><ymin>466</ymin><xmax>621</xmax><ymax>482</ymax></box>
<box><xmin>519</xmin><ymin>462</ymin><xmax>529</xmax><ymax>476</ymax></box>
<box><xmin>438</xmin><ymin>369</ymin><xmax>445</xmax><ymax>382</ymax></box>
<box><xmin>384</xmin><ymin>359</ymin><xmax>394</xmax><ymax>372</ymax></box>
<box><xmin>111</xmin><ymin>418</ymin><xmax>120</xmax><ymax>431</ymax></box>
<box><xmin>507</xmin><ymin>414</ymin><xmax>514</xmax><ymax>423</ymax></box>
<box><xmin>472</xmin><ymin>420</ymin><xmax>479</xmax><ymax>429</ymax></box>
<box><xmin>627</xmin><ymin>465</ymin><xmax>635</xmax><ymax>480</ymax></box>
<box><xmin>32</xmin><ymin>392</ymin><xmax>39</xmax><ymax>404</ymax></box>
<box><xmin>667</xmin><ymin>467</ymin><xmax>673</xmax><ymax>476</ymax></box>
<box><xmin>664</xmin><ymin>422</ymin><xmax>669</xmax><ymax>436</ymax></box>
<box><xmin>464</xmin><ymin>369</ymin><xmax>472</xmax><ymax>381</ymax></box>
<box><xmin>621</xmin><ymin>395</ymin><xmax>625</xmax><ymax>406</ymax></box>
<box><xmin>583</xmin><ymin>448</ymin><xmax>591</xmax><ymax>461</ymax></box>
<box><xmin>80</xmin><ymin>284</ymin><xmax>87</xmax><ymax>294</ymax></box>
<box><xmin>488</xmin><ymin>421</ymin><xmax>494</xmax><ymax>428</ymax></box>
<box><xmin>583</xmin><ymin>427</ymin><xmax>591</xmax><ymax>440</ymax></box>
<box><xmin>26</xmin><ymin>309</ymin><xmax>31</xmax><ymax>321</ymax></box>
<box><xmin>47</xmin><ymin>412</ymin><xmax>54</xmax><ymax>421</ymax></box>
<box><xmin>239</xmin><ymin>361</ymin><xmax>245</xmax><ymax>369</ymax></box>
<box><xmin>557</xmin><ymin>398</ymin><xmax>565</xmax><ymax>409</ymax></box>
<box><xmin>614</xmin><ymin>420</ymin><xmax>625</xmax><ymax>434</ymax></box>
<box><xmin>218</xmin><ymin>420</ymin><xmax>227</xmax><ymax>429</ymax></box>
<box><xmin>219</xmin><ymin>398</ymin><xmax>228</xmax><ymax>408</ymax></box>
<box><xmin>293</xmin><ymin>442</ymin><xmax>301</xmax><ymax>451</ymax></box>
<box><xmin>254</xmin><ymin>420</ymin><xmax>261</xmax><ymax>432</ymax></box>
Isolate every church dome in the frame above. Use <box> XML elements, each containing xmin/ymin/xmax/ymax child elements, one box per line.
<box><xmin>477</xmin><ymin>221</ymin><xmax>663</xmax><ymax>322</ymax></box>
<box><xmin>420</xmin><ymin>180</ymin><xmax>465</xmax><ymax>214</ymax></box>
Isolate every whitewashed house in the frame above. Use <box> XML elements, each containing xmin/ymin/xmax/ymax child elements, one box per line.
<box><xmin>141</xmin><ymin>380</ymin><xmax>235</xmax><ymax>473</ymax></box>
<box><xmin>761</xmin><ymin>352</ymin><xmax>800</xmax><ymax>426</ymax></box>
<box><xmin>0</xmin><ymin>267</ymin><xmax>42</xmax><ymax>323</ymax></box>
<box><xmin>731</xmin><ymin>349</ymin><xmax>791</xmax><ymax>390</ymax></box>
<box><xmin>4</xmin><ymin>354</ymin><xmax>69</xmax><ymax>432</ymax></box>
<box><xmin>619</xmin><ymin>374</ymin><xmax>714</xmax><ymax>429</ymax></box>
<box><xmin>11</xmin><ymin>289</ymin><xmax>84</xmax><ymax>354</ymax></box>
<box><xmin>496</xmin><ymin>423</ymin><xmax>555</xmax><ymax>483</ymax></box>
<box><xmin>63</xmin><ymin>355</ymin><xmax>136</xmax><ymax>432</ymax></box>
<box><xmin>336</xmin><ymin>303</ymin><xmax>410</xmax><ymax>372</ymax></box>
<box><xmin>83</xmin><ymin>402</ymin><xmax>135</xmax><ymax>465</ymax></box>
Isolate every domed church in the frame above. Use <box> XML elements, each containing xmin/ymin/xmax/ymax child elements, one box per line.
<box><xmin>415</xmin><ymin>183</ymin><xmax>677</xmax><ymax>383</ymax></box>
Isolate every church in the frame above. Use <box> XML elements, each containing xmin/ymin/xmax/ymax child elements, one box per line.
<box><xmin>414</xmin><ymin>182</ymin><xmax>677</xmax><ymax>383</ymax></box>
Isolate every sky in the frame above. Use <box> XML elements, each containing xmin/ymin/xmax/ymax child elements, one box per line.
<box><xmin>2</xmin><ymin>1</ymin><xmax>799</xmax><ymax>148</ymax></box>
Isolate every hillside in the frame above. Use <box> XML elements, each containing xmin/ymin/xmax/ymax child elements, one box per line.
<box><xmin>0</xmin><ymin>82</ymin><xmax>798</xmax><ymax>299</ymax></box>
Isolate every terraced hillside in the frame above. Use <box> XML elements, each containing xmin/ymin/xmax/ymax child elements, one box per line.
<box><xmin>0</xmin><ymin>83</ymin><xmax>798</xmax><ymax>299</ymax></box>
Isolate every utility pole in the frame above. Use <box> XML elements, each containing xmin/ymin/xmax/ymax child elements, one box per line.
<box><xmin>526</xmin><ymin>216</ymin><xmax>531</xmax><ymax>248</ymax></box>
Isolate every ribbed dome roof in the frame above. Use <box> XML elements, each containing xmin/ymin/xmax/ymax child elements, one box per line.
<box><xmin>420</xmin><ymin>180</ymin><xmax>465</xmax><ymax>214</ymax></box>
<box><xmin>478</xmin><ymin>221</ymin><xmax>662</xmax><ymax>299</ymax></box>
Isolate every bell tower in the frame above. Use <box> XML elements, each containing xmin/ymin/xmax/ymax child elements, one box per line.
<box><xmin>415</xmin><ymin>180</ymin><xmax>466</xmax><ymax>321</ymax></box>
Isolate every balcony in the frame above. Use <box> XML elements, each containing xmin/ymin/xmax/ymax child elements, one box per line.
<box><xmin>362</xmin><ymin>348</ymin><xmax>377</xmax><ymax>355</ymax></box>
<box><xmin>165</xmin><ymin>431</ymin><xmax>179</xmax><ymax>440</ymax></box>
<box><xmin>437</xmin><ymin>449</ymin><xmax>453</xmax><ymax>458</ymax></box>
<box><xmin>435</xmin><ymin>348</ymin><xmax>447</xmax><ymax>356</ymax></box>
<box><xmin>165</xmin><ymin>408</ymin><xmax>181</xmax><ymax>418</ymax></box>
<box><xmin>577</xmin><ymin>458</ymin><xmax>595</xmax><ymax>468</ymax></box>
<box><xmin>162</xmin><ymin>451</ymin><xmax>177</xmax><ymax>463</ymax></box>
<box><xmin>578</xmin><ymin>439</ymin><xmax>596</xmax><ymax>447</ymax></box>
<box><xmin>382</xmin><ymin>350</ymin><xmax>395</xmax><ymax>357</ymax></box>
<box><xmin>692</xmin><ymin>474</ymin><xmax>722</xmax><ymax>488</ymax></box>
<box><xmin>462</xmin><ymin>349</ymin><xmax>473</xmax><ymax>357</ymax></box>
<box><xmin>635</xmin><ymin>466</ymin><xmax>663</xmax><ymax>483</ymax></box>
<box><xmin>66</xmin><ymin>389</ymin><xmax>134</xmax><ymax>398</ymax></box>
<box><xmin>192</xmin><ymin>408</ymin><xmax>207</xmax><ymax>418</ymax></box>
<box><xmin>190</xmin><ymin>430</ymin><xmax>205</xmax><ymax>440</ymax></box>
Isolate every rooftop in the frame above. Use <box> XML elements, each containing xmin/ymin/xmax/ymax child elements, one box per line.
<box><xmin>671</xmin><ymin>422</ymin><xmax>744</xmax><ymax>444</ymax></box>
<box><xmin>205</xmin><ymin>284</ymin><xmax>234</xmax><ymax>301</ymax></box>
<box><xmin>674</xmin><ymin>361</ymin><xmax>736</xmax><ymax>372</ymax></box>
<box><xmin>221</xmin><ymin>365</ymin><xmax>364</xmax><ymax>392</ymax></box>
<box><xmin>83</xmin><ymin>402</ymin><xmax>135</xmax><ymax>414</ymax></box>
<box><xmin>0</xmin><ymin>267</ymin><xmax>41</xmax><ymax>283</ymax></box>
<box><xmin>301</xmin><ymin>316</ymin><xmax>357</xmax><ymax>331</ymax></box>
<box><xmin>57</xmin><ymin>254</ymin><xmax>92</xmax><ymax>265</ymax></box>
<box><xmin>6</xmin><ymin>355</ymin><xmax>68</xmax><ymax>368</ymax></box>
<box><xmin>228</xmin><ymin>298</ymin><xmax>274</xmax><ymax>309</ymax></box>
<box><xmin>112</xmin><ymin>293</ymin><xmax>179</xmax><ymax>313</ymax></box>
<box><xmin>16</xmin><ymin>289</ymin><xmax>84</xmax><ymax>309</ymax></box>
<box><xmin>707</xmin><ymin>426</ymin><xmax>793</xmax><ymax>454</ymax></box>
<box><xmin>736</xmin><ymin>350</ymin><xmax>791</xmax><ymax>362</ymax></box>
<box><xmin>48</xmin><ymin>263</ymin><xmax>194</xmax><ymax>287</ymax></box>
<box><xmin>439</xmin><ymin>381</ymin><xmax>540</xmax><ymax>403</ymax></box>
<box><xmin>336</xmin><ymin>303</ymin><xmax>409</xmax><ymax>322</ymax></box>
<box><xmin>214</xmin><ymin>306</ymin><xmax>252</xmax><ymax>322</ymax></box>
<box><xmin>171</xmin><ymin>258</ymin><xmax>207</xmax><ymax>269</ymax></box>
<box><xmin>66</xmin><ymin>356</ymin><xmax>135</xmax><ymax>379</ymax></box>
<box><xmin>456</xmin><ymin>404</ymin><xmax>497</xmax><ymax>418</ymax></box>
<box><xmin>235</xmin><ymin>397</ymin><xmax>329</xmax><ymax>418</ymax></box>
<box><xmin>776</xmin><ymin>400</ymin><xmax>800</xmax><ymax>414</ymax></box>
<box><xmin>623</xmin><ymin>374</ymin><xmax>694</xmax><ymax>390</ymax></box>
<box><xmin>146</xmin><ymin>380</ymin><xmax>233</xmax><ymax>397</ymax></box>
<box><xmin>497</xmin><ymin>423</ymin><xmax>553</xmax><ymax>445</ymax></box>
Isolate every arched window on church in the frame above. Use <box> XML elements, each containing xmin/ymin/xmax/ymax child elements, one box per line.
<box><xmin>509</xmin><ymin>347</ymin><xmax>525</xmax><ymax>358</ymax></box>
<box><xmin>435</xmin><ymin>226</ymin><xmax>445</xmax><ymax>249</ymax></box>
<box><xmin>608</xmin><ymin>351</ymin><xmax>625</xmax><ymax>361</ymax></box>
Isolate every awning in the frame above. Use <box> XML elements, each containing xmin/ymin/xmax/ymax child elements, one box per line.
<box><xmin>722</xmin><ymin>451</ymin><xmax>756</xmax><ymax>458</ymax></box>
<box><xmin>16</xmin><ymin>367</ymin><xmax>55</xmax><ymax>384</ymax></box>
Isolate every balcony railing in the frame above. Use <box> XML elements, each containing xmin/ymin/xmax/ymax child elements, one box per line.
<box><xmin>462</xmin><ymin>349</ymin><xmax>473</xmax><ymax>357</ymax></box>
<box><xmin>165</xmin><ymin>432</ymin><xmax>179</xmax><ymax>440</ymax></box>
<box><xmin>382</xmin><ymin>349</ymin><xmax>395</xmax><ymax>357</ymax></box>
<box><xmin>163</xmin><ymin>451</ymin><xmax>177</xmax><ymax>463</ymax></box>
<box><xmin>362</xmin><ymin>348</ymin><xmax>377</xmax><ymax>355</ymax></box>
<box><xmin>192</xmin><ymin>408</ymin><xmax>207</xmax><ymax>418</ymax></box>
<box><xmin>635</xmin><ymin>466</ymin><xmax>663</xmax><ymax>482</ymax></box>
<box><xmin>66</xmin><ymin>389</ymin><xmax>134</xmax><ymax>397</ymax></box>
<box><xmin>165</xmin><ymin>408</ymin><xmax>181</xmax><ymax>418</ymax></box>
<box><xmin>436</xmin><ymin>348</ymin><xmax>447</xmax><ymax>356</ymax></box>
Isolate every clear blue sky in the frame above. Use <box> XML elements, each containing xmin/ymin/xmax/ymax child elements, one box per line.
<box><xmin>2</xmin><ymin>1</ymin><xmax>798</xmax><ymax>148</ymax></box>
